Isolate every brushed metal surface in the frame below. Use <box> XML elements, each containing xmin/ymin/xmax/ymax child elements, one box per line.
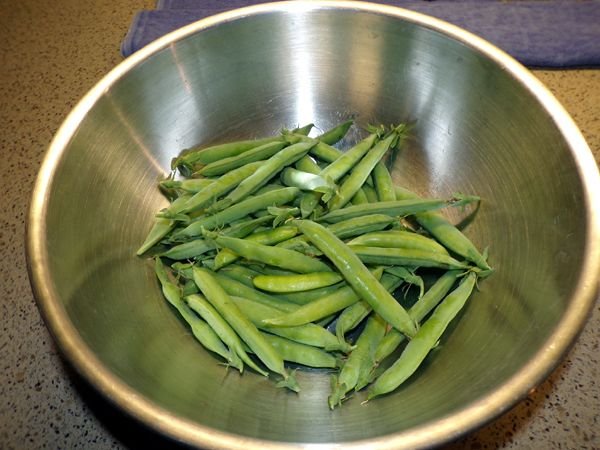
<box><xmin>27</xmin><ymin>2</ymin><xmax>600</xmax><ymax>449</ymax></box>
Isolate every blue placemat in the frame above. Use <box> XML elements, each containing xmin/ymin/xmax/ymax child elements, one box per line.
<box><xmin>121</xmin><ymin>1</ymin><xmax>600</xmax><ymax>67</ymax></box>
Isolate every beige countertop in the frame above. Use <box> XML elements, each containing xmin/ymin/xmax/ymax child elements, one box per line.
<box><xmin>1</xmin><ymin>1</ymin><xmax>598</xmax><ymax>448</ymax></box>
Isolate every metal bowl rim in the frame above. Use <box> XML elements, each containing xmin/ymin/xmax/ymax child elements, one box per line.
<box><xmin>26</xmin><ymin>2</ymin><xmax>600</xmax><ymax>449</ymax></box>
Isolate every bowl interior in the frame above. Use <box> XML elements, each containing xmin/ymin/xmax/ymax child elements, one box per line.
<box><xmin>34</xmin><ymin>4</ymin><xmax>595</xmax><ymax>447</ymax></box>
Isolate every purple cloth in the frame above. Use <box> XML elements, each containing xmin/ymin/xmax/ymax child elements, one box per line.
<box><xmin>121</xmin><ymin>1</ymin><xmax>600</xmax><ymax>67</ymax></box>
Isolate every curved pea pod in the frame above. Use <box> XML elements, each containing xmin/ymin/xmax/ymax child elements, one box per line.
<box><xmin>259</xmin><ymin>333</ymin><xmax>339</xmax><ymax>369</ymax></box>
<box><xmin>262</xmin><ymin>268</ymin><xmax>384</xmax><ymax>327</ymax></box>
<box><xmin>230</xmin><ymin>296</ymin><xmax>352</xmax><ymax>353</ymax></box>
<box><xmin>192</xmin><ymin>267</ymin><xmax>298</xmax><ymax>391</ymax></box>
<box><xmin>209</xmin><ymin>140</ymin><xmax>316</xmax><ymax>212</ymax></box>
<box><xmin>329</xmin><ymin>314</ymin><xmax>387</xmax><ymax>409</ymax></box>
<box><xmin>213</xmin><ymin>225</ymin><xmax>299</xmax><ymax>270</ymax></box>
<box><xmin>196</xmin><ymin>141</ymin><xmax>287</xmax><ymax>177</ymax></box>
<box><xmin>136</xmin><ymin>194</ymin><xmax>192</xmax><ymax>255</ymax></box>
<box><xmin>213</xmin><ymin>273</ymin><xmax>298</xmax><ymax>313</ymax></box>
<box><xmin>159</xmin><ymin>177</ymin><xmax>214</xmax><ymax>194</ymax></box>
<box><xmin>368</xmin><ymin>272</ymin><xmax>477</xmax><ymax>400</ymax></box>
<box><xmin>349</xmin><ymin>245</ymin><xmax>470</xmax><ymax>270</ymax></box>
<box><xmin>185</xmin><ymin>294</ymin><xmax>268</xmax><ymax>376</ymax></box>
<box><xmin>281</xmin><ymin>168</ymin><xmax>336</xmax><ymax>197</ymax></box>
<box><xmin>269</xmin><ymin>281</ymin><xmax>346</xmax><ymax>305</ymax></box>
<box><xmin>372</xmin><ymin>161</ymin><xmax>396</xmax><ymax>202</ymax></box>
<box><xmin>318</xmin><ymin>198</ymin><xmax>458</xmax><ymax>224</ymax></box>
<box><xmin>159</xmin><ymin>238</ymin><xmax>214</xmax><ymax>260</ymax></box>
<box><xmin>294</xmin><ymin>155</ymin><xmax>322</xmax><ymax>175</ymax></box>
<box><xmin>293</xmin><ymin>219</ymin><xmax>418</xmax><ymax>338</ymax></box>
<box><xmin>316</xmin><ymin>120</ymin><xmax>353</xmax><ymax>146</ymax></box>
<box><xmin>327</xmin><ymin>132</ymin><xmax>398</xmax><ymax>211</ymax></box>
<box><xmin>214</xmin><ymin>235</ymin><xmax>333</xmax><ymax>274</ymax></box>
<box><xmin>395</xmin><ymin>186</ymin><xmax>491</xmax><ymax>271</ymax></box>
<box><xmin>217</xmin><ymin>264</ymin><xmax>262</xmax><ymax>287</ymax></box>
<box><xmin>373</xmin><ymin>270</ymin><xmax>461</xmax><ymax>366</ymax></box>
<box><xmin>174</xmin><ymin>136</ymin><xmax>283</xmax><ymax>175</ymax></box>
<box><xmin>348</xmin><ymin>230</ymin><xmax>450</xmax><ymax>256</ymax></box>
<box><xmin>171</xmin><ymin>187</ymin><xmax>300</xmax><ymax>240</ymax></box>
<box><xmin>153</xmin><ymin>259</ymin><xmax>243</xmax><ymax>371</ymax></box>
<box><xmin>253</xmin><ymin>271</ymin><xmax>343</xmax><ymax>293</ymax></box>
<box><xmin>174</xmin><ymin>161</ymin><xmax>264</xmax><ymax>215</ymax></box>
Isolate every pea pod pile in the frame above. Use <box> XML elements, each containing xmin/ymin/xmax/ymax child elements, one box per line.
<box><xmin>137</xmin><ymin>121</ymin><xmax>493</xmax><ymax>407</ymax></box>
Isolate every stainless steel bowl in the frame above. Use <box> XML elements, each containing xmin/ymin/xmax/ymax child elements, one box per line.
<box><xmin>27</xmin><ymin>2</ymin><xmax>600</xmax><ymax>448</ymax></box>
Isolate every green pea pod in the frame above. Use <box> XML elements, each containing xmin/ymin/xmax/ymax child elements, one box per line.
<box><xmin>196</xmin><ymin>141</ymin><xmax>288</xmax><ymax>177</ymax></box>
<box><xmin>316</xmin><ymin>120</ymin><xmax>353</xmax><ymax>146</ymax></box>
<box><xmin>192</xmin><ymin>267</ymin><xmax>298</xmax><ymax>391</ymax></box>
<box><xmin>329</xmin><ymin>314</ymin><xmax>387</xmax><ymax>408</ymax></box>
<box><xmin>136</xmin><ymin>195</ymin><xmax>191</xmax><ymax>255</ymax></box>
<box><xmin>372</xmin><ymin>161</ymin><xmax>396</xmax><ymax>202</ymax></box>
<box><xmin>209</xmin><ymin>140</ymin><xmax>316</xmax><ymax>212</ymax></box>
<box><xmin>373</xmin><ymin>270</ymin><xmax>461</xmax><ymax>366</ymax></box>
<box><xmin>294</xmin><ymin>220</ymin><xmax>418</xmax><ymax>338</ymax></box>
<box><xmin>368</xmin><ymin>272</ymin><xmax>477</xmax><ymax>400</ymax></box>
<box><xmin>348</xmin><ymin>230</ymin><xmax>450</xmax><ymax>256</ymax></box>
<box><xmin>349</xmin><ymin>245</ymin><xmax>469</xmax><ymax>270</ymax></box>
<box><xmin>318</xmin><ymin>198</ymin><xmax>464</xmax><ymax>224</ymax></box>
<box><xmin>281</xmin><ymin>167</ymin><xmax>336</xmax><ymax>197</ymax></box>
<box><xmin>253</xmin><ymin>271</ymin><xmax>343</xmax><ymax>293</ymax></box>
<box><xmin>159</xmin><ymin>177</ymin><xmax>214</xmax><ymax>194</ymax></box>
<box><xmin>185</xmin><ymin>293</ymin><xmax>268</xmax><ymax>376</ymax></box>
<box><xmin>178</xmin><ymin>161</ymin><xmax>264</xmax><ymax>215</ymax></box>
<box><xmin>153</xmin><ymin>258</ymin><xmax>243</xmax><ymax>370</ymax></box>
<box><xmin>230</xmin><ymin>296</ymin><xmax>352</xmax><ymax>353</ymax></box>
<box><xmin>395</xmin><ymin>186</ymin><xmax>491</xmax><ymax>270</ymax></box>
<box><xmin>214</xmin><ymin>235</ymin><xmax>332</xmax><ymax>274</ymax></box>
<box><xmin>213</xmin><ymin>225</ymin><xmax>299</xmax><ymax>270</ymax></box>
<box><xmin>262</xmin><ymin>268</ymin><xmax>384</xmax><ymax>327</ymax></box>
<box><xmin>259</xmin><ymin>333</ymin><xmax>338</xmax><ymax>369</ymax></box>
<box><xmin>327</xmin><ymin>133</ymin><xmax>397</xmax><ymax>211</ymax></box>
<box><xmin>171</xmin><ymin>187</ymin><xmax>299</xmax><ymax>240</ymax></box>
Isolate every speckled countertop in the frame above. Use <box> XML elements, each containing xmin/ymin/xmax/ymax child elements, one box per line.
<box><xmin>1</xmin><ymin>1</ymin><xmax>598</xmax><ymax>449</ymax></box>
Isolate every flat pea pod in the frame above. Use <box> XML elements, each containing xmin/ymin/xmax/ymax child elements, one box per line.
<box><xmin>349</xmin><ymin>245</ymin><xmax>469</xmax><ymax>270</ymax></box>
<box><xmin>178</xmin><ymin>161</ymin><xmax>264</xmax><ymax>215</ymax></box>
<box><xmin>161</xmin><ymin>216</ymin><xmax>272</xmax><ymax>259</ymax></box>
<box><xmin>192</xmin><ymin>267</ymin><xmax>298</xmax><ymax>390</ymax></box>
<box><xmin>175</xmin><ymin>136</ymin><xmax>283</xmax><ymax>172</ymax></box>
<box><xmin>230</xmin><ymin>296</ymin><xmax>352</xmax><ymax>353</ymax></box>
<box><xmin>318</xmin><ymin>198</ymin><xmax>455</xmax><ymax>224</ymax></box>
<box><xmin>153</xmin><ymin>259</ymin><xmax>242</xmax><ymax>370</ymax></box>
<box><xmin>373</xmin><ymin>270</ymin><xmax>461</xmax><ymax>365</ymax></box>
<box><xmin>350</xmin><ymin>188</ymin><xmax>369</xmax><ymax>205</ymax></box>
<box><xmin>196</xmin><ymin>141</ymin><xmax>287</xmax><ymax>177</ymax></box>
<box><xmin>362</xmin><ymin>184</ymin><xmax>379</xmax><ymax>203</ymax></box>
<box><xmin>348</xmin><ymin>230</ymin><xmax>450</xmax><ymax>255</ymax></box>
<box><xmin>262</xmin><ymin>268</ymin><xmax>384</xmax><ymax>327</ymax></box>
<box><xmin>294</xmin><ymin>155</ymin><xmax>321</xmax><ymax>174</ymax></box>
<box><xmin>213</xmin><ymin>273</ymin><xmax>298</xmax><ymax>313</ymax></box>
<box><xmin>395</xmin><ymin>186</ymin><xmax>491</xmax><ymax>271</ymax></box>
<box><xmin>280</xmin><ymin>167</ymin><xmax>336</xmax><ymax>196</ymax></box>
<box><xmin>316</xmin><ymin>120</ymin><xmax>353</xmax><ymax>146</ymax></box>
<box><xmin>327</xmin><ymin>133</ymin><xmax>397</xmax><ymax>211</ymax></box>
<box><xmin>136</xmin><ymin>195</ymin><xmax>191</xmax><ymax>255</ymax></box>
<box><xmin>185</xmin><ymin>293</ymin><xmax>268</xmax><ymax>376</ymax></box>
<box><xmin>329</xmin><ymin>314</ymin><xmax>387</xmax><ymax>408</ymax></box>
<box><xmin>253</xmin><ymin>271</ymin><xmax>343</xmax><ymax>293</ymax></box>
<box><xmin>217</xmin><ymin>264</ymin><xmax>262</xmax><ymax>287</ymax></box>
<box><xmin>159</xmin><ymin>177</ymin><xmax>214</xmax><ymax>194</ymax></box>
<box><xmin>259</xmin><ymin>333</ymin><xmax>339</xmax><ymax>369</ymax></box>
<box><xmin>213</xmin><ymin>225</ymin><xmax>299</xmax><ymax>270</ymax></box>
<box><xmin>171</xmin><ymin>187</ymin><xmax>299</xmax><ymax>240</ymax></box>
<box><xmin>368</xmin><ymin>272</ymin><xmax>477</xmax><ymax>400</ymax></box>
<box><xmin>293</xmin><ymin>220</ymin><xmax>418</xmax><ymax>338</ymax></box>
<box><xmin>209</xmin><ymin>140</ymin><xmax>316</xmax><ymax>212</ymax></box>
<box><xmin>372</xmin><ymin>161</ymin><xmax>396</xmax><ymax>202</ymax></box>
<box><xmin>274</xmin><ymin>214</ymin><xmax>395</xmax><ymax>255</ymax></box>
<box><xmin>214</xmin><ymin>235</ymin><xmax>332</xmax><ymax>274</ymax></box>
<box><xmin>300</xmin><ymin>132</ymin><xmax>379</xmax><ymax>216</ymax></box>
<box><xmin>270</xmin><ymin>281</ymin><xmax>346</xmax><ymax>305</ymax></box>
